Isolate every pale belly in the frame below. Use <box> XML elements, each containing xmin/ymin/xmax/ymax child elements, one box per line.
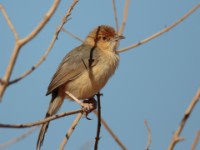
<box><xmin>64</xmin><ymin>66</ymin><xmax>114</xmax><ymax>100</ymax></box>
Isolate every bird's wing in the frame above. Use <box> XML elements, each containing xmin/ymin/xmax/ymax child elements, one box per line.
<box><xmin>46</xmin><ymin>44</ymin><xmax>99</xmax><ymax>95</ymax></box>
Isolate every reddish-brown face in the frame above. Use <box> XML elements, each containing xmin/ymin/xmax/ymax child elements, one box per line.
<box><xmin>84</xmin><ymin>25</ymin><xmax>124</xmax><ymax>51</ymax></box>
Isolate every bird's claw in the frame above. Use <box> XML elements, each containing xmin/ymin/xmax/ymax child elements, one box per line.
<box><xmin>82</xmin><ymin>98</ymin><xmax>97</xmax><ymax>119</ymax></box>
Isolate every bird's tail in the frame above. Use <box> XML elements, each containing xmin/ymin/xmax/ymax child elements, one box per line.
<box><xmin>36</xmin><ymin>90</ymin><xmax>64</xmax><ymax>150</ymax></box>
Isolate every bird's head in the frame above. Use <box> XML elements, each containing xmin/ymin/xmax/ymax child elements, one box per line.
<box><xmin>84</xmin><ymin>25</ymin><xmax>125</xmax><ymax>51</ymax></box>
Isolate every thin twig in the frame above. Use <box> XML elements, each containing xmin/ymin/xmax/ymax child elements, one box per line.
<box><xmin>0</xmin><ymin>127</ymin><xmax>38</xmax><ymax>150</ymax></box>
<box><xmin>93</xmin><ymin>110</ymin><xmax>127</xmax><ymax>150</ymax></box>
<box><xmin>118</xmin><ymin>0</ymin><xmax>129</xmax><ymax>36</ymax></box>
<box><xmin>62</xmin><ymin>27</ymin><xmax>83</xmax><ymax>42</ymax></box>
<box><xmin>0</xmin><ymin>0</ymin><xmax>61</xmax><ymax>100</ymax></box>
<box><xmin>190</xmin><ymin>130</ymin><xmax>200</xmax><ymax>150</ymax></box>
<box><xmin>0</xmin><ymin>109</ymin><xmax>83</xmax><ymax>128</ymax></box>
<box><xmin>65</xmin><ymin>91</ymin><xmax>83</xmax><ymax>106</ymax></box>
<box><xmin>168</xmin><ymin>88</ymin><xmax>200</xmax><ymax>150</ymax></box>
<box><xmin>117</xmin><ymin>3</ymin><xmax>200</xmax><ymax>53</ymax></box>
<box><xmin>94</xmin><ymin>92</ymin><xmax>102</xmax><ymax>150</ymax></box>
<box><xmin>8</xmin><ymin>0</ymin><xmax>79</xmax><ymax>86</ymax></box>
<box><xmin>58</xmin><ymin>112</ymin><xmax>83</xmax><ymax>150</ymax></box>
<box><xmin>144</xmin><ymin>120</ymin><xmax>151</xmax><ymax>150</ymax></box>
<box><xmin>112</xmin><ymin>0</ymin><xmax>119</xmax><ymax>32</ymax></box>
<box><xmin>0</xmin><ymin>4</ymin><xmax>19</xmax><ymax>41</ymax></box>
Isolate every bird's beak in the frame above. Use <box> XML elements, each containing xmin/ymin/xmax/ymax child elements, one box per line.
<box><xmin>114</xmin><ymin>35</ymin><xmax>125</xmax><ymax>41</ymax></box>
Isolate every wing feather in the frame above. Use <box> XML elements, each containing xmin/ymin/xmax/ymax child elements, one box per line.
<box><xmin>46</xmin><ymin>44</ymin><xmax>99</xmax><ymax>95</ymax></box>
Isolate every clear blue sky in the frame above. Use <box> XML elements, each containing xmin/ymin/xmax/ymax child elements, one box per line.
<box><xmin>0</xmin><ymin>1</ymin><xmax>200</xmax><ymax>150</ymax></box>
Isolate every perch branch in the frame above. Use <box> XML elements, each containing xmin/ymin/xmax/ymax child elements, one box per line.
<box><xmin>117</xmin><ymin>3</ymin><xmax>200</xmax><ymax>53</ymax></box>
<box><xmin>168</xmin><ymin>88</ymin><xmax>200</xmax><ymax>150</ymax></box>
<box><xmin>0</xmin><ymin>109</ymin><xmax>83</xmax><ymax>128</ymax></box>
<box><xmin>93</xmin><ymin>110</ymin><xmax>127</xmax><ymax>150</ymax></box>
<box><xmin>94</xmin><ymin>92</ymin><xmax>102</xmax><ymax>150</ymax></box>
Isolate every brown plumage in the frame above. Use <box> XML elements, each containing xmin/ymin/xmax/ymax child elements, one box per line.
<box><xmin>36</xmin><ymin>25</ymin><xmax>124</xmax><ymax>150</ymax></box>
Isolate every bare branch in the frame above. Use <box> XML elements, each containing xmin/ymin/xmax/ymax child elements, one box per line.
<box><xmin>0</xmin><ymin>127</ymin><xmax>38</xmax><ymax>149</ymax></box>
<box><xmin>144</xmin><ymin>120</ymin><xmax>151</xmax><ymax>150</ymax></box>
<box><xmin>0</xmin><ymin>4</ymin><xmax>19</xmax><ymax>41</ymax></box>
<box><xmin>19</xmin><ymin>0</ymin><xmax>61</xmax><ymax>45</ymax></box>
<box><xmin>94</xmin><ymin>93</ymin><xmax>102</xmax><ymax>150</ymax></box>
<box><xmin>118</xmin><ymin>0</ymin><xmax>129</xmax><ymax>36</ymax></box>
<box><xmin>8</xmin><ymin>0</ymin><xmax>79</xmax><ymax>86</ymax></box>
<box><xmin>168</xmin><ymin>88</ymin><xmax>200</xmax><ymax>150</ymax></box>
<box><xmin>65</xmin><ymin>91</ymin><xmax>97</xmax><ymax>116</ymax></box>
<box><xmin>62</xmin><ymin>27</ymin><xmax>83</xmax><ymax>42</ymax></box>
<box><xmin>58</xmin><ymin>112</ymin><xmax>83</xmax><ymax>150</ymax></box>
<box><xmin>93</xmin><ymin>110</ymin><xmax>127</xmax><ymax>150</ymax></box>
<box><xmin>112</xmin><ymin>0</ymin><xmax>119</xmax><ymax>32</ymax></box>
<box><xmin>117</xmin><ymin>3</ymin><xmax>200</xmax><ymax>53</ymax></box>
<box><xmin>0</xmin><ymin>109</ymin><xmax>83</xmax><ymax>128</ymax></box>
<box><xmin>0</xmin><ymin>0</ymin><xmax>61</xmax><ymax>100</ymax></box>
<box><xmin>190</xmin><ymin>130</ymin><xmax>200</xmax><ymax>150</ymax></box>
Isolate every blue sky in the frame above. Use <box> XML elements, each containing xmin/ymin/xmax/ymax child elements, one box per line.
<box><xmin>0</xmin><ymin>1</ymin><xmax>200</xmax><ymax>150</ymax></box>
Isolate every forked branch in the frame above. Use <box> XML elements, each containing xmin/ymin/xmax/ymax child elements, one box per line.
<box><xmin>0</xmin><ymin>0</ymin><xmax>61</xmax><ymax>100</ymax></box>
<box><xmin>8</xmin><ymin>0</ymin><xmax>79</xmax><ymax>86</ymax></box>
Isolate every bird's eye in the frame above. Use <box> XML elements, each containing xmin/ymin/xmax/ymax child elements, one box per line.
<box><xmin>102</xmin><ymin>36</ymin><xmax>107</xmax><ymax>41</ymax></box>
<box><xmin>102</xmin><ymin>36</ymin><xmax>111</xmax><ymax>41</ymax></box>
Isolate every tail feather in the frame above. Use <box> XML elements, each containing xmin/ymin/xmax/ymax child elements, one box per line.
<box><xmin>36</xmin><ymin>91</ymin><xmax>64</xmax><ymax>150</ymax></box>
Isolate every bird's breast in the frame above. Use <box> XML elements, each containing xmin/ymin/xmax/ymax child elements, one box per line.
<box><xmin>64</xmin><ymin>51</ymin><xmax>119</xmax><ymax>100</ymax></box>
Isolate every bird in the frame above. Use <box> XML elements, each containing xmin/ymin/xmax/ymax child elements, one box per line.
<box><xmin>36</xmin><ymin>25</ymin><xmax>124</xmax><ymax>150</ymax></box>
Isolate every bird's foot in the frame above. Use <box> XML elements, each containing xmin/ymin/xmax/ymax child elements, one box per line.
<box><xmin>82</xmin><ymin>98</ymin><xmax>97</xmax><ymax>119</ymax></box>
